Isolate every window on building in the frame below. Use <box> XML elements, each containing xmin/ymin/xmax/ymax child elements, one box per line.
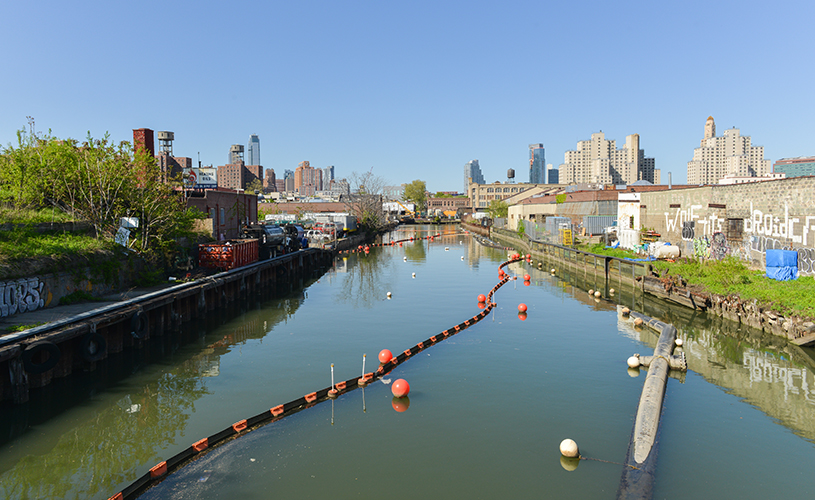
<box><xmin>220</xmin><ymin>207</ymin><xmax>225</xmax><ymax>225</ymax></box>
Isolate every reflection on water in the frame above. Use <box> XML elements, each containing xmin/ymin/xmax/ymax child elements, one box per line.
<box><xmin>0</xmin><ymin>225</ymin><xmax>814</xmax><ymax>499</ymax></box>
<box><xmin>0</xmin><ymin>288</ymin><xmax>306</xmax><ymax>499</ymax></box>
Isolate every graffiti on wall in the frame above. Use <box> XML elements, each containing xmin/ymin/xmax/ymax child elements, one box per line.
<box><xmin>0</xmin><ymin>278</ymin><xmax>46</xmax><ymax>317</ymax></box>
<box><xmin>666</xmin><ymin>204</ymin><xmax>725</xmax><ymax>241</ymax></box>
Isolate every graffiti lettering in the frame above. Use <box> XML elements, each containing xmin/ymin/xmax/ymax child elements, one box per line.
<box><xmin>0</xmin><ymin>278</ymin><xmax>46</xmax><ymax>317</ymax></box>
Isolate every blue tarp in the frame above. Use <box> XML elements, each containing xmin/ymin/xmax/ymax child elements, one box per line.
<box><xmin>766</xmin><ymin>249</ymin><xmax>798</xmax><ymax>268</ymax></box>
<box><xmin>766</xmin><ymin>250</ymin><xmax>798</xmax><ymax>281</ymax></box>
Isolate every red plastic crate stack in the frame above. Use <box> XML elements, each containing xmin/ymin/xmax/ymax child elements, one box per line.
<box><xmin>198</xmin><ymin>239</ymin><xmax>259</xmax><ymax>270</ymax></box>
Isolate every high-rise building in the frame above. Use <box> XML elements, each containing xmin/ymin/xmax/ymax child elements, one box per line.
<box><xmin>247</xmin><ymin>134</ymin><xmax>260</xmax><ymax>166</ymax></box>
<box><xmin>687</xmin><ymin>116</ymin><xmax>770</xmax><ymax>185</ymax></box>
<box><xmin>547</xmin><ymin>164</ymin><xmax>559</xmax><ymax>184</ymax></box>
<box><xmin>773</xmin><ymin>156</ymin><xmax>815</xmax><ymax>178</ymax></box>
<box><xmin>264</xmin><ymin>169</ymin><xmax>277</xmax><ymax>192</ymax></box>
<box><xmin>323</xmin><ymin>166</ymin><xmax>335</xmax><ymax>185</ymax></box>
<box><xmin>559</xmin><ymin>132</ymin><xmax>658</xmax><ymax>185</ymax></box>
<box><xmin>228</xmin><ymin>144</ymin><xmax>244</xmax><ymax>164</ymax></box>
<box><xmin>294</xmin><ymin>161</ymin><xmax>321</xmax><ymax>196</ymax></box>
<box><xmin>464</xmin><ymin>160</ymin><xmax>485</xmax><ymax>192</ymax></box>
<box><xmin>284</xmin><ymin>169</ymin><xmax>294</xmax><ymax>192</ymax></box>
<box><xmin>529</xmin><ymin>143</ymin><xmax>545</xmax><ymax>184</ymax></box>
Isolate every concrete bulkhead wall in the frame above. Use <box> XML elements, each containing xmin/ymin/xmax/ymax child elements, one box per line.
<box><xmin>638</xmin><ymin>177</ymin><xmax>815</xmax><ymax>275</ymax></box>
<box><xmin>0</xmin><ymin>249</ymin><xmax>334</xmax><ymax>404</ymax></box>
<box><xmin>0</xmin><ymin>265</ymin><xmax>140</xmax><ymax>320</ymax></box>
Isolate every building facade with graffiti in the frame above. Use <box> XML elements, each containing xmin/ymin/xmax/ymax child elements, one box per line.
<box><xmin>634</xmin><ymin>176</ymin><xmax>815</xmax><ymax>275</ymax></box>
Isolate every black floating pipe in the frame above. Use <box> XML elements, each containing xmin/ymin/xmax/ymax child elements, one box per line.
<box><xmin>617</xmin><ymin>312</ymin><xmax>677</xmax><ymax>500</ymax></box>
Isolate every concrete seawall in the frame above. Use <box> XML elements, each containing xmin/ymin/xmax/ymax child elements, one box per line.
<box><xmin>0</xmin><ymin>248</ymin><xmax>334</xmax><ymax>404</ymax></box>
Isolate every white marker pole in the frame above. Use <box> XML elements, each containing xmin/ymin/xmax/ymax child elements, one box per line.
<box><xmin>331</xmin><ymin>363</ymin><xmax>335</xmax><ymax>390</ymax></box>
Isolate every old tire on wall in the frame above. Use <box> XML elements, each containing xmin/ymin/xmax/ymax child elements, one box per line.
<box><xmin>22</xmin><ymin>341</ymin><xmax>61</xmax><ymax>374</ymax></box>
<box><xmin>131</xmin><ymin>311</ymin><xmax>148</xmax><ymax>339</ymax></box>
<box><xmin>79</xmin><ymin>332</ymin><xmax>107</xmax><ymax>362</ymax></box>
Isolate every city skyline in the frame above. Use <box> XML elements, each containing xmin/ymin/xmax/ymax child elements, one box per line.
<box><xmin>1</xmin><ymin>1</ymin><xmax>812</xmax><ymax>193</ymax></box>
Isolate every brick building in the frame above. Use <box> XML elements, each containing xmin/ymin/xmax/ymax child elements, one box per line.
<box><xmin>186</xmin><ymin>188</ymin><xmax>258</xmax><ymax>240</ymax></box>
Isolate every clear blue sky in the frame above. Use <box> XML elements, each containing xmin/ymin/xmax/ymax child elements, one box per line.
<box><xmin>2</xmin><ymin>0</ymin><xmax>813</xmax><ymax>192</ymax></box>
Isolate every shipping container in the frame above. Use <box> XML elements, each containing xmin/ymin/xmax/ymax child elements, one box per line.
<box><xmin>198</xmin><ymin>239</ymin><xmax>259</xmax><ymax>270</ymax></box>
<box><xmin>582</xmin><ymin>215</ymin><xmax>617</xmax><ymax>235</ymax></box>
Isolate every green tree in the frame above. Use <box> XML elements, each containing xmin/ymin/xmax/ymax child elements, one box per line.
<box><xmin>403</xmin><ymin>180</ymin><xmax>427</xmax><ymax>213</ymax></box>
<box><xmin>245</xmin><ymin>178</ymin><xmax>263</xmax><ymax>195</ymax></box>
<box><xmin>345</xmin><ymin>168</ymin><xmax>387</xmax><ymax>232</ymax></box>
<box><xmin>487</xmin><ymin>199</ymin><xmax>508</xmax><ymax>218</ymax></box>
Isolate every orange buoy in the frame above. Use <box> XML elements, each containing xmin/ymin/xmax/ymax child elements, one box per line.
<box><xmin>518</xmin><ymin>303</ymin><xmax>528</xmax><ymax>313</ymax></box>
<box><xmin>478</xmin><ymin>302</ymin><xmax>486</xmax><ymax>309</ymax></box>
<box><xmin>524</xmin><ymin>274</ymin><xmax>531</xmax><ymax>281</ymax></box>
<box><xmin>478</xmin><ymin>294</ymin><xmax>487</xmax><ymax>303</ymax></box>
<box><xmin>378</xmin><ymin>349</ymin><xmax>393</xmax><ymax>363</ymax></box>
<box><xmin>518</xmin><ymin>311</ymin><xmax>527</xmax><ymax>321</ymax></box>
<box><xmin>524</xmin><ymin>280</ymin><xmax>530</xmax><ymax>286</ymax></box>
<box><xmin>392</xmin><ymin>379</ymin><xmax>410</xmax><ymax>397</ymax></box>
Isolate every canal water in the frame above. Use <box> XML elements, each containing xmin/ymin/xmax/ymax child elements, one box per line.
<box><xmin>1</xmin><ymin>225</ymin><xmax>815</xmax><ymax>499</ymax></box>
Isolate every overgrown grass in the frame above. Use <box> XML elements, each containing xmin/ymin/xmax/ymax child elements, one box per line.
<box><xmin>2</xmin><ymin>322</ymin><xmax>46</xmax><ymax>334</ymax></box>
<box><xmin>652</xmin><ymin>257</ymin><xmax>815</xmax><ymax>318</ymax></box>
<box><xmin>0</xmin><ymin>206</ymin><xmax>76</xmax><ymax>224</ymax></box>
<box><xmin>580</xmin><ymin>242</ymin><xmax>642</xmax><ymax>260</ymax></box>
<box><xmin>0</xmin><ymin>227</ymin><xmax>111</xmax><ymax>262</ymax></box>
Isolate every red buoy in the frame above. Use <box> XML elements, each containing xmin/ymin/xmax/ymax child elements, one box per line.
<box><xmin>518</xmin><ymin>311</ymin><xmax>528</xmax><ymax>321</ymax></box>
<box><xmin>378</xmin><ymin>349</ymin><xmax>393</xmax><ymax>364</ymax></box>
<box><xmin>478</xmin><ymin>302</ymin><xmax>486</xmax><ymax>309</ymax></box>
<box><xmin>526</xmin><ymin>254</ymin><xmax>531</xmax><ymax>260</ymax></box>
<box><xmin>392</xmin><ymin>379</ymin><xmax>410</xmax><ymax>398</ymax></box>
<box><xmin>524</xmin><ymin>280</ymin><xmax>531</xmax><ymax>287</ymax></box>
<box><xmin>524</xmin><ymin>274</ymin><xmax>531</xmax><ymax>281</ymax></box>
<box><xmin>518</xmin><ymin>303</ymin><xmax>528</xmax><ymax>313</ymax></box>
<box><xmin>477</xmin><ymin>294</ymin><xmax>487</xmax><ymax>303</ymax></box>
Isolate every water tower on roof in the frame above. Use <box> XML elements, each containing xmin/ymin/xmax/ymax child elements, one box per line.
<box><xmin>229</xmin><ymin>144</ymin><xmax>245</xmax><ymax>164</ymax></box>
<box><xmin>157</xmin><ymin>131</ymin><xmax>174</xmax><ymax>156</ymax></box>
<box><xmin>507</xmin><ymin>168</ymin><xmax>515</xmax><ymax>184</ymax></box>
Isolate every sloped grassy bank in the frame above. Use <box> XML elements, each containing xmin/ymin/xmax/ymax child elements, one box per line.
<box><xmin>480</xmin><ymin>225</ymin><xmax>815</xmax><ymax>343</ymax></box>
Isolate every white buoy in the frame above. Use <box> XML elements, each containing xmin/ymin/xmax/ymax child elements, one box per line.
<box><xmin>445</xmin><ymin>247</ymin><xmax>449</xmax><ymax>251</ymax></box>
<box><xmin>560</xmin><ymin>439</ymin><xmax>579</xmax><ymax>458</ymax></box>
<box><xmin>609</xmin><ymin>288</ymin><xmax>616</xmax><ymax>294</ymax></box>
<box><xmin>633</xmin><ymin>317</ymin><xmax>643</xmax><ymax>327</ymax></box>
<box><xmin>594</xmin><ymin>291</ymin><xmax>601</xmax><ymax>298</ymax></box>
<box><xmin>621</xmin><ymin>307</ymin><xmax>630</xmax><ymax>316</ymax></box>
<box><xmin>627</xmin><ymin>355</ymin><xmax>640</xmax><ymax>368</ymax></box>
<box><xmin>403</xmin><ymin>256</ymin><xmax>407</xmax><ymax>261</ymax></box>
<box><xmin>461</xmin><ymin>256</ymin><xmax>464</xmax><ymax>260</ymax></box>
<box><xmin>675</xmin><ymin>338</ymin><xmax>684</xmax><ymax>347</ymax></box>
<box><xmin>588</xmin><ymin>289</ymin><xmax>594</xmax><ymax>295</ymax></box>
<box><xmin>387</xmin><ymin>291</ymin><xmax>392</xmax><ymax>298</ymax></box>
<box><xmin>551</xmin><ymin>268</ymin><xmax>556</xmax><ymax>274</ymax></box>
<box><xmin>412</xmin><ymin>272</ymin><xmax>416</xmax><ymax>278</ymax></box>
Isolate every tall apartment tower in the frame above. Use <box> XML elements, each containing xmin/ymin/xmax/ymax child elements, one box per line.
<box><xmin>323</xmin><ymin>166</ymin><xmax>335</xmax><ymax>187</ymax></box>
<box><xmin>529</xmin><ymin>143</ymin><xmax>545</xmax><ymax>184</ymax></box>
<box><xmin>464</xmin><ymin>159</ymin><xmax>485</xmax><ymax>192</ymax></box>
<box><xmin>559</xmin><ymin>132</ymin><xmax>658</xmax><ymax>185</ymax></box>
<box><xmin>687</xmin><ymin>116</ymin><xmax>771</xmax><ymax>185</ymax></box>
<box><xmin>228</xmin><ymin>144</ymin><xmax>245</xmax><ymax>164</ymax></box>
<box><xmin>294</xmin><ymin>161</ymin><xmax>321</xmax><ymax>196</ymax></box>
<box><xmin>247</xmin><ymin>134</ymin><xmax>260</xmax><ymax>165</ymax></box>
<box><xmin>283</xmin><ymin>169</ymin><xmax>295</xmax><ymax>192</ymax></box>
